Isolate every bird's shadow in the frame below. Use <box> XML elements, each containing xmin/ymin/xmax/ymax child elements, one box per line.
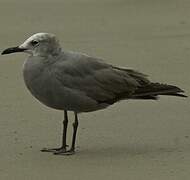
<box><xmin>78</xmin><ymin>143</ymin><xmax>189</xmax><ymax>159</ymax></box>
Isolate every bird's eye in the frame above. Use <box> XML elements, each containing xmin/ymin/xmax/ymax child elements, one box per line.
<box><xmin>31</xmin><ymin>40</ymin><xmax>39</xmax><ymax>46</ymax></box>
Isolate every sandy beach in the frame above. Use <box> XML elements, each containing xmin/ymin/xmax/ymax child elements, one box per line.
<box><xmin>0</xmin><ymin>0</ymin><xmax>189</xmax><ymax>179</ymax></box>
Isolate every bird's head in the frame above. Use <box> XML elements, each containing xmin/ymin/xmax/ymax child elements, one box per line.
<box><xmin>1</xmin><ymin>33</ymin><xmax>61</xmax><ymax>57</ymax></box>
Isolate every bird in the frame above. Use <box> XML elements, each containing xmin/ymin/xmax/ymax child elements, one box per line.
<box><xmin>1</xmin><ymin>32</ymin><xmax>187</xmax><ymax>155</ymax></box>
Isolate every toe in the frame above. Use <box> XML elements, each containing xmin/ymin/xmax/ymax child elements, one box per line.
<box><xmin>54</xmin><ymin>150</ymin><xmax>75</xmax><ymax>155</ymax></box>
<box><xmin>41</xmin><ymin>147</ymin><xmax>66</xmax><ymax>153</ymax></box>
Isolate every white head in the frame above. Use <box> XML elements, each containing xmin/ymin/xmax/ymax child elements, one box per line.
<box><xmin>2</xmin><ymin>33</ymin><xmax>61</xmax><ymax>57</ymax></box>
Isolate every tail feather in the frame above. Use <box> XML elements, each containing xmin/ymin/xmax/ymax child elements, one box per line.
<box><xmin>132</xmin><ymin>83</ymin><xmax>187</xmax><ymax>99</ymax></box>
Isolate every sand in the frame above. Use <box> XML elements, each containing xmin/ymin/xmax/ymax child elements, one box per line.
<box><xmin>0</xmin><ymin>0</ymin><xmax>189</xmax><ymax>179</ymax></box>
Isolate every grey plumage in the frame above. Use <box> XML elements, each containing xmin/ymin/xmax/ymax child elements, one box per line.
<box><xmin>23</xmin><ymin>51</ymin><xmax>186</xmax><ymax>112</ymax></box>
<box><xmin>1</xmin><ymin>33</ymin><xmax>187</xmax><ymax>155</ymax></box>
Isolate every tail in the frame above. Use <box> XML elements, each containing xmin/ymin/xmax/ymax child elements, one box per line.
<box><xmin>132</xmin><ymin>83</ymin><xmax>187</xmax><ymax>100</ymax></box>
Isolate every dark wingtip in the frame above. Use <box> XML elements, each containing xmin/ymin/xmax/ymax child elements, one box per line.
<box><xmin>175</xmin><ymin>88</ymin><xmax>188</xmax><ymax>98</ymax></box>
<box><xmin>175</xmin><ymin>93</ymin><xmax>188</xmax><ymax>98</ymax></box>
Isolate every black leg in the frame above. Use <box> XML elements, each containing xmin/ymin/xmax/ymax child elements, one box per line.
<box><xmin>69</xmin><ymin>112</ymin><xmax>79</xmax><ymax>152</ymax></box>
<box><xmin>61</xmin><ymin>110</ymin><xmax>68</xmax><ymax>149</ymax></box>
<box><xmin>41</xmin><ymin>110</ymin><xmax>68</xmax><ymax>153</ymax></box>
<box><xmin>55</xmin><ymin>112</ymin><xmax>79</xmax><ymax>155</ymax></box>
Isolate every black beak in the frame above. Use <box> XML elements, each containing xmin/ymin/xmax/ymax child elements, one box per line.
<box><xmin>1</xmin><ymin>46</ymin><xmax>26</xmax><ymax>55</ymax></box>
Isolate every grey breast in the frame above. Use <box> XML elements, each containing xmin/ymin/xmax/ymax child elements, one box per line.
<box><xmin>22</xmin><ymin>52</ymin><xmax>102</xmax><ymax>112</ymax></box>
<box><xmin>23</xmin><ymin>55</ymin><xmax>61</xmax><ymax>109</ymax></box>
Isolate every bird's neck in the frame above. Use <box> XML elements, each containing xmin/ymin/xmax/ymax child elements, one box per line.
<box><xmin>33</xmin><ymin>47</ymin><xmax>62</xmax><ymax>58</ymax></box>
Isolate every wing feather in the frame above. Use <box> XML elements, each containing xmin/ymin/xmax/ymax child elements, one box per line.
<box><xmin>54</xmin><ymin>52</ymin><xmax>150</xmax><ymax>104</ymax></box>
